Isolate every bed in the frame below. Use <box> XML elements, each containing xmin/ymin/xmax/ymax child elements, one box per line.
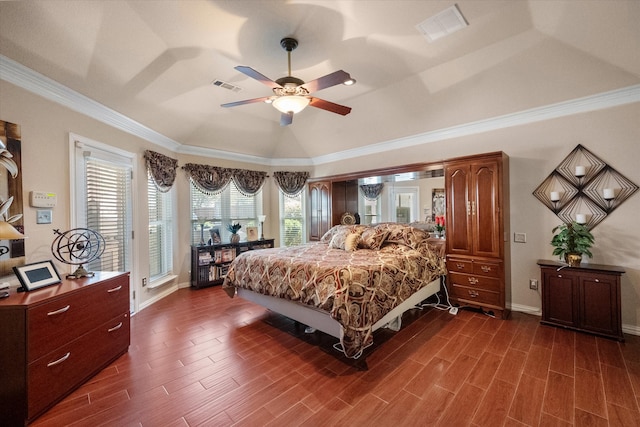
<box><xmin>222</xmin><ymin>223</ymin><xmax>447</xmax><ymax>358</ymax></box>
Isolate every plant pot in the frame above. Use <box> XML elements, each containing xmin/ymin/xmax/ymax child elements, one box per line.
<box><xmin>230</xmin><ymin>233</ymin><xmax>240</xmax><ymax>244</ymax></box>
<box><xmin>565</xmin><ymin>253</ymin><xmax>582</xmax><ymax>267</ymax></box>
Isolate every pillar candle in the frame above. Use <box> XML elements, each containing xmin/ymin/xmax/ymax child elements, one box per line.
<box><xmin>550</xmin><ymin>191</ymin><xmax>560</xmax><ymax>202</ymax></box>
<box><xmin>603</xmin><ymin>188</ymin><xmax>615</xmax><ymax>200</ymax></box>
<box><xmin>576</xmin><ymin>213</ymin><xmax>586</xmax><ymax>224</ymax></box>
<box><xmin>575</xmin><ymin>165</ymin><xmax>586</xmax><ymax>177</ymax></box>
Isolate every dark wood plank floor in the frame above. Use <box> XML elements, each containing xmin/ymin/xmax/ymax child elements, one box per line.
<box><xmin>31</xmin><ymin>286</ymin><xmax>640</xmax><ymax>426</ymax></box>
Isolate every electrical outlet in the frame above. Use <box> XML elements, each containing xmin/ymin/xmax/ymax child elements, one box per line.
<box><xmin>142</xmin><ymin>277</ymin><xmax>147</xmax><ymax>287</ymax></box>
<box><xmin>529</xmin><ymin>279</ymin><xmax>538</xmax><ymax>290</ymax></box>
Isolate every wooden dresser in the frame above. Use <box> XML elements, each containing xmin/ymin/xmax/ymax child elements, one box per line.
<box><xmin>0</xmin><ymin>271</ymin><xmax>130</xmax><ymax>426</ymax></box>
<box><xmin>445</xmin><ymin>152</ymin><xmax>510</xmax><ymax>318</ymax></box>
<box><xmin>538</xmin><ymin>260</ymin><xmax>624</xmax><ymax>341</ymax></box>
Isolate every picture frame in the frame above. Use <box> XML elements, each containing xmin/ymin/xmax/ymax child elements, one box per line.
<box><xmin>208</xmin><ymin>228</ymin><xmax>221</xmax><ymax>245</ymax></box>
<box><xmin>13</xmin><ymin>260</ymin><xmax>62</xmax><ymax>292</ymax></box>
<box><xmin>246</xmin><ymin>226</ymin><xmax>258</xmax><ymax>241</ymax></box>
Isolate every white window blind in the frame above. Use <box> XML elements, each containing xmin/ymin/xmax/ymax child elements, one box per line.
<box><xmin>280</xmin><ymin>191</ymin><xmax>306</xmax><ymax>246</ymax></box>
<box><xmin>82</xmin><ymin>153</ymin><xmax>132</xmax><ymax>273</ymax></box>
<box><xmin>148</xmin><ymin>175</ymin><xmax>173</xmax><ymax>279</ymax></box>
<box><xmin>190</xmin><ymin>181</ymin><xmax>262</xmax><ymax>244</ymax></box>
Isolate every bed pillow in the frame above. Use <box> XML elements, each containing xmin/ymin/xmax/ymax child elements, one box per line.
<box><xmin>359</xmin><ymin>226</ymin><xmax>389</xmax><ymax>250</ymax></box>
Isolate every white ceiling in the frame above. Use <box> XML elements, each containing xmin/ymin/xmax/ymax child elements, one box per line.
<box><xmin>1</xmin><ymin>1</ymin><xmax>639</xmax><ymax>163</ymax></box>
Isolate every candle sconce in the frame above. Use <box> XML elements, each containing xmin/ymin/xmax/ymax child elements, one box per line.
<box><xmin>533</xmin><ymin>144</ymin><xmax>638</xmax><ymax>230</ymax></box>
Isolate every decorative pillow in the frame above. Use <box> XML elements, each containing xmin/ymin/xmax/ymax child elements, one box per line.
<box><xmin>321</xmin><ymin>224</ymin><xmax>366</xmax><ymax>243</ymax></box>
<box><xmin>344</xmin><ymin>233</ymin><xmax>361</xmax><ymax>251</ymax></box>
<box><xmin>329</xmin><ymin>228</ymin><xmax>362</xmax><ymax>250</ymax></box>
<box><xmin>359</xmin><ymin>226</ymin><xmax>390</xmax><ymax>250</ymax></box>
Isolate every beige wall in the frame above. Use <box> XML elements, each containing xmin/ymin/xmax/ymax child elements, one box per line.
<box><xmin>2</xmin><ymin>80</ymin><xmax>639</xmax><ymax>332</ymax></box>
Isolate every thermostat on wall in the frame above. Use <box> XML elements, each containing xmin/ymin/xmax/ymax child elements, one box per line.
<box><xmin>29</xmin><ymin>191</ymin><xmax>57</xmax><ymax>208</ymax></box>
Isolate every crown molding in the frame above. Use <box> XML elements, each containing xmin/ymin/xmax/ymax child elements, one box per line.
<box><xmin>311</xmin><ymin>83</ymin><xmax>640</xmax><ymax>165</ymax></box>
<box><xmin>2</xmin><ymin>54</ymin><xmax>639</xmax><ymax>167</ymax></box>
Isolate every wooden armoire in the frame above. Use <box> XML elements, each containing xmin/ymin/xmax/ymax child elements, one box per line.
<box><xmin>308</xmin><ymin>179</ymin><xmax>358</xmax><ymax>241</ymax></box>
<box><xmin>444</xmin><ymin>152</ymin><xmax>510</xmax><ymax>318</ymax></box>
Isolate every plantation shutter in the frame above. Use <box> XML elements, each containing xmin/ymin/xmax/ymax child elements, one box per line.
<box><xmin>83</xmin><ymin>154</ymin><xmax>132</xmax><ymax>273</ymax></box>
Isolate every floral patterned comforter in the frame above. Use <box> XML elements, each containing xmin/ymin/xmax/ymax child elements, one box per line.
<box><xmin>222</xmin><ymin>223</ymin><xmax>446</xmax><ymax>358</ymax></box>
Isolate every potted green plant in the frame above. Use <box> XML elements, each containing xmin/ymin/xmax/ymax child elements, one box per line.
<box><xmin>227</xmin><ymin>222</ymin><xmax>242</xmax><ymax>243</ymax></box>
<box><xmin>550</xmin><ymin>221</ymin><xmax>594</xmax><ymax>267</ymax></box>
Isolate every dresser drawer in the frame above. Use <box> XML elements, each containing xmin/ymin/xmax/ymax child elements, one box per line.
<box><xmin>448</xmin><ymin>272</ymin><xmax>501</xmax><ymax>292</ymax></box>
<box><xmin>450</xmin><ymin>284</ymin><xmax>501</xmax><ymax>307</ymax></box>
<box><xmin>472</xmin><ymin>260</ymin><xmax>501</xmax><ymax>278</ymax></box>
<box><xmin>447</xmin><ymin>258</ymin><xmax>473</xmax><ymax>274</ymax></box>
<box><xmin>28</xmin><ymin>277</ymin><xmax>128</xmax><ymax>362</ymax></box>
<box><xmin>28</xmin><ymin>313</ymin><xmax>130</xmax><ymax>419</ymax></box>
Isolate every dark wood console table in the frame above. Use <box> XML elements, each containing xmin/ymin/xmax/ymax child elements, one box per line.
<box><xmin>538</xmin><ymin>260</ymin><xmax>624</xmax><ymax>341</ymax></box>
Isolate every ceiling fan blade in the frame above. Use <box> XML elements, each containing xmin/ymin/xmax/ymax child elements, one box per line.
<box><xmin>301</xmin><ymin>70</ymin><xmax>352</xmax><ymax>93</ymax></box>
<box><xmin>221</xmin><ymin>96</ymin><xmax>271</xmax><ymax>108</ymax></box>
<box><xmin>309</xmin><ymin>97</ymin><xmax>352</xmax><ymax>116</ymax></box>
<box><xmin>280</xmin><ymin>112</ymin><xmax>293</xmax><ymax>126</ymax></box>
<box><xmin>235</xmin><ymin>66</ymin><xmax>281</xmax><ymax>89</ymax></box>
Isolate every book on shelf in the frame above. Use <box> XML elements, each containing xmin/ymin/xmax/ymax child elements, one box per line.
<box><xmin>221</xmin><ymin>248</ymin><xmax>235</xmax><ymax>263</ymax></box>
<box><xmin>198</xmin><ymin>253</ymin><xmax>212</xmax><ymax>265</ymax></box>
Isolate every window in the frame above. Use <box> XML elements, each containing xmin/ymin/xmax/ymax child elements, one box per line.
<box><xmin>280</xmin><ymin>191</ymin><xmax>306</xmax><ymax>246</ymax></box>
<box><xmin>190</xmin><ymin>181</ymin><xmax>262</xmax><ymax>245</ymax></box>
<box><xmin>148</xmin><ymin>174</ymin><xmax>173</xmax><ymax>280</ymax></box>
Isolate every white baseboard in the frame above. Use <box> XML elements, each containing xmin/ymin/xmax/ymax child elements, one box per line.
<box><xmin>622</xmin><ymin>324</ymin><xmax>640</xmax><ymax>336</ymax></box>
<box><xmin>508</xmin><ymin>303</ymin><xmax>541</xmax><ymax>316</ymax></box>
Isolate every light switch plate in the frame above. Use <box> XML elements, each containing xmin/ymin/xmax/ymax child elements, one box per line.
<box><xmin>36</xmin><ymin>209</ymin><xmax>52</xmax><ymax>224</ymax></box>
<box><xmin>514</xmin><ymin>232</ymin><xmax>527</xmax><ymax>243</ymax></box>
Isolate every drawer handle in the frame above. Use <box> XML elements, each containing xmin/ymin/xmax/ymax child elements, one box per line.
<box><xmin>107</xmin><ymin>285</ymin><xmax>123</xmax><ymax>293</ymax></box>
<box><xmin>47</xmin><ymin>305</ymin><xmax>70</xmax><ymax>316</ymax></box>
<box><xmin>481</xmin><ymin>265</ymin><xmax>492</xmax><ymax>273</ymax></box>
<box><xmin>108</xmin><ymin>322</ymin><xmax>123</xmax><ymax>333</ymax></box>
<box><xmin>47</xmin><ymin>352</ymin><xmax>70</xmax><ymax>367</ymax></box>
<box><xmin>468</xmin><ymin>277</ymin><xmax>479</xmax><ymax>285</ymax></box>
<box><xmin>595</xmin><ymin>279</ymin><xmax>599</xmax><ymax>283</ymax></box>
<box><xmin>456</xmin><ymin>263</ymin><xmax>465</xmax><ymax>269</ymax></box>
<box><xmin>468</xmin><ymin>290</ymin><xmax>479</xmax><ymax>298</ymax></box>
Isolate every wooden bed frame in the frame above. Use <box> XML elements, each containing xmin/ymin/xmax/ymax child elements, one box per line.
<box><xmin>236</xmin><ymin>276</ymin><xmax>442</xmax><ymax>358</ymax></box>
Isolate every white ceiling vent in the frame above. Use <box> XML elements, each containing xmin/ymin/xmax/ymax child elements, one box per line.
<box><xmin>416</xmin><ymin>4</ymin><xmax>468</xmax><ymax>43</ymax></box>
<box><xmin>211</xmin><ymin>79</ymin><xmax>242</xmax><ymax>92</ymax></box>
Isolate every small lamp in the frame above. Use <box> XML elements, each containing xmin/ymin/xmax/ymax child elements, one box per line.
<box><xmin>258</xmin><ymin>215</ymin><xmax>266</xmax><ymax>240</ymax></box>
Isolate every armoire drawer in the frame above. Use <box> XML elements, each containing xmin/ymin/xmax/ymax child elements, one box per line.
<box><xmin>446</xmin><ymin>259</ymin><xmax>473</xmax><ymax>274</ymax></box>
<box><xmin>472</xmin><ymin>260</ymin><xmax>501</xmax><ymax>278</ymax></box>
<box><xmin>450</xmin><ymin>284</ymin><xmax>501</xmax><ymax>307</ymax></box>
<box><xmin>28</xmin><ymin>277</ymin><xmax>128</xmax><ymax>362</ymax></box>
<box><xmin>448</xmin><ymin>272</ymin><xmax>501</xmax><ymax>292</ymax></box>
<box><xmin>28</xmin><ymin>313</ymin><xmax>130</xmax><ymax>419</ymax></box>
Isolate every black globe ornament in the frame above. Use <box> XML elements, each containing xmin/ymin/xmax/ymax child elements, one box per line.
<box><xmin>51</xmin><ymin>228</ymin><xmax>106</xmax><ymax>279</ymax></box>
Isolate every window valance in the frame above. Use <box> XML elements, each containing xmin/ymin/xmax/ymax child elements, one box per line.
<box><xmin>144</xmin><ymin>150</ymin><xmax>178</xmax><ymax>192</ymax></box>
<box><xmin>182</xmin><ymin>163</ymin><xmax>267</xmax><ymax>196</ymax></box>
<box><xmin>274</xmin><ymin>171</ymin><xmax>310</xmax><ymax>197</ymax></box>
<box><xmin>360</xmin><ymin>183</ymin><xmax>385</xmax><ymax>200</ymax></box>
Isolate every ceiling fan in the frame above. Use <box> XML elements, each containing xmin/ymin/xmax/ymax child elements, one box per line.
<box><xmin>221</xmin><ymin>37</ymin><xmax>355</xmax><ymax>126</ymax></box>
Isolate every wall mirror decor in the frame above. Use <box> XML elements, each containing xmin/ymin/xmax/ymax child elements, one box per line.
<box><xmin>533</xmin><ymin>144</ymin><xmax>638</xmax><ymax>229</ymax></box>
<box><xmin>0</xmin><ymin>120</ymin><xmax>25</xmax><ymax>276</ymax></box>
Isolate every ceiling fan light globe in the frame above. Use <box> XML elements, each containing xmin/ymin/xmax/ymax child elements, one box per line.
<box><xmin>272</xmin><ymin>95</ymin><xmax>310</xmax><ymax>114</ymax></box>
<box><xmin>343</xmin><ymin>78</ymin><xmax>356</xmax><ymax>86</ymax></box>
